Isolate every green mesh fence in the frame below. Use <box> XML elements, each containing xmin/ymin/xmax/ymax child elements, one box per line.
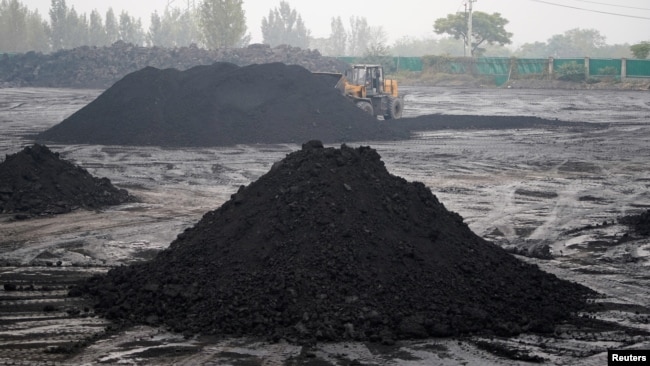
<box><xmin>338</xmin><ymin>57</ymin><xmax>423</xmax><ymax>72</ymax></box>
<box><xmin>516</xmin><ymin>59</ymin><xmax>547</xmax><ymax>75</ymax></box>
<box><xmin>448</xmin><ymin>62</ymin><xmax>469</xmax><ymax>74</ymax></box>
<box><xmin>590</xmin><ymin>59</ymin><xmax>621</xmax><ymax>79</ymax></box>
<box><xmin>337</xmin><ymin>56</ymin><xmax>650</xmax><ymax>83</ymax></box>
<box><xmin>627</xmin><ymin>59</ymin><xmax>650</xmax><ymax>78</ymax></box>
<box><xmin>475</xmin><ymin>58</ymin><xmax>510</xmax><ymax>86</ymax></box>
<box><xmin>337</xmin><ymin>57</ymin><xmax>359</xmax><ymax>65</ymax></box>
<box><xmin>553</xmin><ymin>58</ymin><xmax>583</xmax><ymax>70</ymax></box>
<box><xmin>394</xmin><ymin>57</ymin><xmax>423</xmax><ymax>72</ymax></box>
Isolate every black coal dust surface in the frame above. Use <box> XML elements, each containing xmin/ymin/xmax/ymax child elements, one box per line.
<box><xmin>36</xmin><ymin>62</ymin><xmax>407</xmax><ymax>147</ymax></box>
<box><xmin>76</xmin><ymin>142</ymin><xmax>595</xmax><ymax>344</ymax></box>
<box><xmin>0</xmin><ymin>144</ymin><xmax>134</xmax><ymax>219</ymax></box>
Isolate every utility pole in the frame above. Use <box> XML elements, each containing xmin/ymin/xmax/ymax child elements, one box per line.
<box><xmin>467</xmin><ymin>0</ymin><xmax>476</xmax><ymax>57</ymax></box>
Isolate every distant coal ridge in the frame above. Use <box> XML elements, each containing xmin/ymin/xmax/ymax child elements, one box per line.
<box><xmin>0</xmin><ymin>144</ymin><xmax>134</xmax><ymax>219</ymax></box>
<box><xmin>36</xmin><ymin>62</ymin><xmax>408</xmax><ymax>147</ymax></box>
<box><xmin>77</xmin><ymin>142</ymin><xmax>595</xmax><ymax>343</ymax></box>
<box><xmin>0</xmin><ymin>42</ymin><xmax>350</xmax><ymax>88</ymax></box>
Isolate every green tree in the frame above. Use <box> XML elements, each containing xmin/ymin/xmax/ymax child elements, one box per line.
<box><xmin>0</xmin><ymin>0</ymin><xmax>26</xmax><ymax>52</ymax></box>
<box><xmin>434</xmin><ymin>11</ymin><xmax>512</xmax><ymax>56</ymax></box>
<box><xmin>48</xmin><ymin>0</ymin><xmax>68</xmax><ymax>50</ymax></box>
<box><xmin>308</xmin><ymin>37</ymin><xmax>329</xmax><ymax>55</ymax></box>
<box><xmin>514</xmin><ymin>41</ymin><xmax>548</xmax><ymax>58</ymax></box>
<box><xmin>0</xmin><ymin>0</ymin><xmax>48</xmax><ymax>52</ymax></box>
<box><xmin>516</xmin><ymin>30</ymin><xmax>628</xmax><ymax>58</ymax></box>
<box><xmin>199</xmin><ymin>0</ymin><xmax>248</xmax><ymax>49</ymax></box>
<box><xmin>24</xmin><ymin>8</ymin><xmax>50</xmax><ymax>51</ymax></box>
<box><xmin>347</xmin><ymin>16</ymin><xmax>370</xmax><ymax>56</ymax></box>
<box><xmin>118</xmin><ymin>10</ymin><xmax>145</xmax><ymax>45</ymax></box>
<box><xmin>481</xmin><ymin>43</ymin><xmax>512</xmax><ymax>57</ymax></box>
<box><xmin>48</xmin><ymin>0</ymin><xmax>92</xmax><ymax>49</ymax></box>
<box><xmin>150</xmin><ymin>6</ymin><xmax>199</xmax><ymax>47</ymax></box>
<box><xmin>592</xmin><ymin>43</ymin><xmax>630</xmax><ymax>58</ymax></box>
<box><xmin>261</xmin><ymin>1</ymin><xmax>310</xmax><ymax>48</ymax></box>
<box><xmin>630</xmin><ymin>41</ymin><xmax>650</xmax><ymax>59</ymax></box>
<box><xmin>66</xmin><ymin>7</ymin><xmax>89</xmax><ymax>47</ymax></box>
<box><xmin>556</xmin><ymin>61</ymin><xmax>586</xmax><ymax>82</ymax></box>
<box><xmin>105</xmin><ymin>8</ymin><xmax>119</xmax><ymax>44</ymax></box>
<box><xmin>391</xmin><ymin>36</ymin><xmax>472</xmax><ymax>57</ymax></box>
<box><xmin>361</xmin><ymin>39</ymin><xmax>394</xmax><ymax>73</ymax></box>
<box><xmin>88</xmin><ymin>9</ymin><xmax>108</xmax><ymax>46</ymax></box>
<box><xmin>149</xmin><ymin>10</ymin><xmax>164</xmax><ymax>46</ymax></box>
<box><xmin>367</xmin><ymin>26</ymin><xmax>387</xmax><ymax>51</ymax></box>
<box><xmin>392</xmin><ymin>36</ymin><xmax>438</xmax><ymax>57</ymax></box>
<box><xmin>169</xmin><ymin>7</ymin><xmax>199</xmax><ymax>46</ymax></box>
<box><xmin>327</xmin><ymin>16</ymin><xmax>346</xmax><ymax>56</ymax></box>
<box><xmin>546</xmin><ymin>28</ymin><xmax>605</xmax><ymax>57</ymax></box>
<box><xmin>435</xmin><ymin>37</ymin><xmax>467</xmax><ymax>56</ymax></box>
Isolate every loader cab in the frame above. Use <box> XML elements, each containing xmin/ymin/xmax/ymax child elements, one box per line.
<box><xmin>346</xmin><ymin>65</ymin><xmax>384</xmax><ymax>96</ymax></box>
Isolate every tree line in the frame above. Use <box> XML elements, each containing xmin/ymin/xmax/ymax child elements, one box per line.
<box><xmin>1</xmin><ymin>0</ymin><xmax>648</xmax><ymax>59</ymax></box>
<box><xmin>0</xmin><ymin>0</ymin><xmax>386</xmax><ymax>56</ymax></box>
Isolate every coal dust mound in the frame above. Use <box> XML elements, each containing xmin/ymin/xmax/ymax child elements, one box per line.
<box><xmin>0</xmin><ymin>144</ymin><xmax>134</xmax><ymax>219</ymax></box>
<box><xmin>36</xmin><ymin>62</ymin><xmax>406</xmax><ymax>147</ymax></box>
<box><xmin>77</xmin><ymin>142</ymin><xmax>595</xmax><ymax>343</ymax></box>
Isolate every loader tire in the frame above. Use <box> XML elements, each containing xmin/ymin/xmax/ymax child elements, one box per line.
<box><xmin>355</xmin><ymin>101</ymin><xmax>374</xmax><ymax>116</ymax></box>
<box><xmin>384</xmin><ymin>97</ymin><xmax>403</xmax><ymax>120</ymax></box>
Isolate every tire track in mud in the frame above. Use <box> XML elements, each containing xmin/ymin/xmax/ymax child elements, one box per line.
<box><xmin>0</xmin><ymin>266</ymin><xmax>109</xmax><ymax>363</ymax></box>
<box><xmin>531</xmin><ymin>257</ymin><xmax>650</xmax><ymax>331</ymax></box>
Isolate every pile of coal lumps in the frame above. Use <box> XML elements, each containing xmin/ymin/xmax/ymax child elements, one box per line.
<box><xmin>75</xmin><ymin>141</ymin><xmax>595</xmax><ymax>344</ymax></box>
<box><xmin>0</xmin><ymin>144</ymin><xmax>133</xmax><ymax>219</ymax></box>
<box><xmin>37</xmin><ymin>62</ymin><xmax>407</xmax><ymax>147</ymax></box>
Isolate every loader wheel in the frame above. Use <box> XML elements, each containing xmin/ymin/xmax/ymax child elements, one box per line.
<box><xmin>355</xmin><ymin>101</ymin><xmax>374</xmax><ymax>116</ymax></box>
<box><xmin>384</xmin><ymin>97</ymin><xmax>403</xmax><ymax>120</ymax></box>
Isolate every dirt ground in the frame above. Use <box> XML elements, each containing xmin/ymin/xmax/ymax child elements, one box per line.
<box><xmin>0</xmin><ymin>86</ymin><xmax>649</xmax><ymax>365</ymax></box>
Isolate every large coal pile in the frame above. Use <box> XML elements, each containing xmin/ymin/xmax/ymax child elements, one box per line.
<box><xmin>77</xmin><ymin>142</ymin><xmax>595</xmax><ymax>343</ymax></box>
<box><xmin>0</xmin><ymin>42</ymin><xmax>349</xmax><ymax>88</ymax></box>
<box><xmin>36</xmin><ymin>62</ymin><xmax>406</xmax><ymax>147</ymax></box>
<box><xmin>0</xmin><ymin>144</ymin><xmax>134</xmax><ymax>218</ymax></box>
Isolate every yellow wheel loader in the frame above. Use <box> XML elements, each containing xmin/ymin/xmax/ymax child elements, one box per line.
<box><xmin>316</xmin><ymin>64</ymin><xmax>404</xmax><ymax>120</ymax></box>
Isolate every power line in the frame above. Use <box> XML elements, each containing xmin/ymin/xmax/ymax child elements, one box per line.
<box><xmin>529</xmin><ymin>0</ymin><xmax>650</xmax><ymax>19</ymax></box>
<box><xmin>569</xmin><ymin>0</ymin><xmax>650</xmax><ymax>11</ymax></box>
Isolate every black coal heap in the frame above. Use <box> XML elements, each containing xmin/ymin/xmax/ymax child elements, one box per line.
<box><xmin>37</xmin><ymin>63</ymin><xmax>407</xmax><ymax>147</ymax></box>
<box><xmin>0</xmin><ymin>144</ymin><xmax>133</xmax><ymax>218</ymax></box>
<box><xmin>78</xmin><ymin>142</ymin><xmax>594</xmax><ymax>343</ymax></box>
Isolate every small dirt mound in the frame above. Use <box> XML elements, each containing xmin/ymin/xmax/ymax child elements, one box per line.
<box><xmin>36</xmin><ymin>62</ymin><xmax>407</xmax><ymax>147</ymax></box>
<box><xmin>0</xmin><ymin>144</ymin><xmax>134</xmax><ymax>219</ymax></box>
<box><xmin>76</xmin><ymin>142</ymin><xmax>594</xmax><ymax>343</ymax></box>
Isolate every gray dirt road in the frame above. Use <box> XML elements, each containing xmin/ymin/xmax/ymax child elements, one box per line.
<box><xmin>0</xmin><ymin>86</ymin><xmax>649</xmax><ymax>365</ymax></box>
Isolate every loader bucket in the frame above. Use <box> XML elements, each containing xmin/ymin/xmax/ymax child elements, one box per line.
<box><xmin>313</xmin><ymin>72</ymin><xmax>346</xmax><ymax>93</ymax></box>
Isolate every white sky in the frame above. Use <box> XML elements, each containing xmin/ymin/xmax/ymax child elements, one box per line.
<box><xmin>22</xmin><ymin>0</ymin><xmax>650</xmax><ymax>48</ymax></box>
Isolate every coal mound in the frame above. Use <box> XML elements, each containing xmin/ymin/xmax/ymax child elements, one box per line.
<box><xmin>77</xmin><ymin>142</ymin><xmax>595</xmax><ymax>343</ymax></box>
<box><xmin>36</xmin><ymin>62</ymin><xmax>407</xmax><ymax>147</ymax></box>
<box><xmin>0</xmin><ymin>144</ymin><xmax>134</xmax><ymax>219</ymax></box>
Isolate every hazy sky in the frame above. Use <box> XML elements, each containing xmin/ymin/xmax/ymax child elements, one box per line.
<box><xmin>23</xmin><ymin>0</ymin><xmax>650</xmax><ymax>47</ymax></box>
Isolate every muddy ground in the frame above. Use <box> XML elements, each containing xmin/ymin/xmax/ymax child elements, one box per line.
<box><xmin>0</xmin><ymin>86</ymin><xmax>649</xmax><ymax>365</ymax></box>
